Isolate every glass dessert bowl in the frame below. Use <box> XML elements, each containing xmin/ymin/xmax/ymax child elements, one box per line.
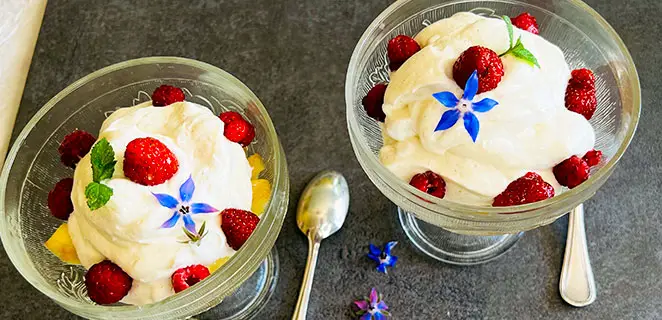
<box><xmin>346</xmin><ymin>0</ymin><xmax>640</xmax><ymax>264</ymax></box>
<box><xmin>0</xmin><ymin>57</ymin><xmax>289</xmax><ymax>319</ymax></box>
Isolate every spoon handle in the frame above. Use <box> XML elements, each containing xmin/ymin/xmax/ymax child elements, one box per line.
<box><xmin>292</xmin><ymin>235</ymin><xmax>321</xmax><ymax>320</ymax></box>
<box><xmin>559</xmin><ymin>204</ymin><xmax>597</xmax><ymax>307</ymax></box>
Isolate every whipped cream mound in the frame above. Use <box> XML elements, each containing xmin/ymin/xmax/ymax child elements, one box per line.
<box><xmin>379</xmin><ymin>12</ymin><xmax>595</xmax><ymax>205</ymax></box>
<box><xmin>68</xmin><ymin>101</ymin><xmax>253</xmax><ymax>305</ymax></box>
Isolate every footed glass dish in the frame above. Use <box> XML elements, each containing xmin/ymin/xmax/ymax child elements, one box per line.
<box><xmin>0</xmin><ymin>57</ymin><xmax>289</xmax><ymax>319</ymax></box>
<box><xmin>346</xmin><ymin>0</ymin><xmax>640</xmax><ymax>264</ymax></box>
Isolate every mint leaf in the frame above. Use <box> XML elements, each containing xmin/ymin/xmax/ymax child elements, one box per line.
<box><xmin>510</xmin><ymin>37</ymin><xmax>540</xmax><ymax>67</ymax></box>
<box><xmin>499</xmin><ymin>18</ymin><xmax>541</xmax><ymax>68</ymax></box>
<box><xmin>90</xmin><ymin>138</ymin><xmax>116</xmax><ymax>182</ymax></box>
<box><xmin>85</xmin><ymin>138</ymin><xmax>117</xmax><ymax>210</ymax></box>
<box><xmin>502</xmin><ymin>15</ymin><xmax>514</xmax><ymax>48</ymax></box>
<box><xmin>510</xmin><ymin>48</ymin><xmax>540</xmax><ymax>67</ymax></box>
<box><xmin>85</xmin><ymin>182</ymin><xmax>113</xmax><ymax>210</ymax></box>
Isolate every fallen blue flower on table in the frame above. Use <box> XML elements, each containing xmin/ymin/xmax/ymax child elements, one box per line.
<box><xmin>353</xmin><ymin>288</ymin><xmax>390</xmax><ymax>320</ymax></box>
<box><xmin>367</xmin><ymin>241</ymin><xmax>398</xmax><ymax>273</ymax></box>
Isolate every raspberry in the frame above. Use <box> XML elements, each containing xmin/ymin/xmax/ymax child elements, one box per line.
<box><xmin>409</xmin><ymin>171</ymin><xmax>446</xmax><ymax>198</ymax></box>
<box><xmin>510</xmin><ymin>12</ymin><xmax>539</xmax><ymax>35</ymax></box>
<box><xmin>387</xmin><ymin>35</ymin><xmax>421</xmax><ymax>70</ymax></box>
<box><xmin>569</xmin><ymin>68</ymin><xmax>596</xmax><ymax>90</ymax></box>
<box><xmin>171</xmin><ymin>265</ymin><xmax>210</xmax><ymax>293</ymax></box>
<box><xmin>582</xmin><ymin>149</ymin><xmax>603</xmax><ymax>167</ymax></box>
<box><xmin>240</xmin><ymin>123</ymin><xmax>256</xmax><ymax>146</ymax></box>
<box><xmin>453</xmin><ymin>46</ymin><xmax>504</xmax><ymax>94</ymax></box>
<box><xmin>85</xmin><ymin>260</ymin><xmax>132</xmax><ymax>305</ymax></box>
<box><xmin>47</xmin><ymin>178</ymin><xmax>74</xmax><ymax>220</ymax></box>
<box><xmin>493</xmin><ymin>172</ymin><xmax>555</xmax><ymax>207</ymax></box>
<box><xmin>58</xmin><ymin>130</ymin><xmax>96</xmax><ymax>168</ymax></box>
<box><xmin>219</xmin><ymin>111</ymin><xmax>244</xmax><ymax>125</ymax></box>
<box><xmin>219</xmin><ymin>111</ymin><xmax>255</xmax><ymax>147</ymax></box>
<box><xmin>362</xmin><ymin>84</ymin><xmax>387</xmax><ymax>122</ymax></box>
<box><xmin>565</xmin><ymin>86</ymin><xmax>597</xmax><ymax>120</ymax></box>
<box><xmin>565</xmin><ymin>68</ymin><xmax>598</xmax><ymax>120</ymax></box>
<box><xmin>151</xmin><ymin>85</ymin><xmax>185</xmax><ymax>107</ymax></box>
<box><xmin>123</xmin><ymin>137</ymin><xmax>179</xmax><ymax>186</ymax></box>
<box><xmin>221</xmin><ymin>209</ymin><xmax>260</xmax><ymax>250</ymax></box>
<box><xmin>223</xmin><ymin>118</ymin><xmax>255</xmax><ymax>147</ymax></box>
<box><xmin>553</xmin><ymin>155</ymin><xmax>590</xmax><ymax>189</ymax></box>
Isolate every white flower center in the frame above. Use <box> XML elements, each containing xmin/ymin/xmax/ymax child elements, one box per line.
<box><xmin>457</xmin><ymin>99</ymin><xmax>472</xmax><ymax>113</ymax></box>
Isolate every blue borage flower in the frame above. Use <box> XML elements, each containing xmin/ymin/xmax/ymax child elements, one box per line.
<box><xmin>367</xmin><ymin>241</ymin><xmax>398</xmax><ymax>274</ymax></box>
<box><xmin>353</xmin><ymin>288</ymin><xmax>390</xmax><ymax>320</ymax></box>
<box><xmin>432</xmin><ymin>70</ymin><xmax>499</xmax><ymax>142</ymax></box>
<box><xmin>153</xmin><ymin>176</ymin><xmax>218</xmax><ymax>234</ymax></box>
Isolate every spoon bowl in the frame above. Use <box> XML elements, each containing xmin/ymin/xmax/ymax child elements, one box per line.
<box><xmin>296</xmin><ymin>171</ymin><xmax>350</xmax><ymax>240</ymax></box>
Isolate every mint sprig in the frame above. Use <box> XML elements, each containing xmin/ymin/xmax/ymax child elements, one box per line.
<box><xmin>500</xmin><ymin>16</ymin><xmax>540</xmax><ymax>68</ymax></box>
<box><xmin>85</xmin><ymin>138</ymin><xmax>116</xmax><ymax>210</ymax></box>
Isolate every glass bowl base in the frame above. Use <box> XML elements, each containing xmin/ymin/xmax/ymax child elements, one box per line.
<box><xmin>398</xmin><ymin>209</ymin><xmax>523</xmax><ymax>265</ymax></box>
<box><xmin>196</xmin><ymin>247</ymin><xmax>279</xmax><ymax>320</ymax></box>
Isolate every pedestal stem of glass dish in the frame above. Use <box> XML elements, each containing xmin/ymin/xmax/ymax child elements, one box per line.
<box><xmin>292</xmin><ymin>235</ymin><xmax>320</xmax><ymax>320</ymax></box>
<box><xmin>195</xmin><ymin>247</ymin><xmax>280</xmax><ymax>320</ymax></box>
<box><xmin>559</xmin><ymin>204</ymin><xmax>597</xmax><ymax>307</ymax></box>
<box><xmin>398</xmin><ymin>208</ymin><xmax>523</xmax><ymax>265</ymax></box>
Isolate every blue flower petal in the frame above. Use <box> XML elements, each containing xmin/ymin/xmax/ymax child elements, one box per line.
<box><xmin>182</xmin><ymin>214</ymin><xmax>196</xmax><ymax>234</ymax></box>
<box><xmin>434</xmin><ymin>109</ymin><xmax>461</xmax><ymax>131</ymax></box>
<box><xmin>472</xmin><ymin>97</ymin><xmax>499</xmax><ymax>113</ymax></box>
<box><xmin>153</xmin><ymin>193</ymin><xmax>179</xmax><ymax>209</ymax></box>
<box><xmin>432</xmin><ymin>91</ymin><xmax>460</xmax><ymax>108</ymax></box>
<box><xmin>179</xmin><ymin>176</ymin><xmax>195</xmax><ymax>203</ymax></box>
<box><xmin>376</xmin><ymin>301</ymin><xmax>389</xmax><ymax>311</ymax></box>
<box><xmin>384</xmin><ymin>241</ymin><xmax>398</xmax><ymax>255</ymax></box>
<box><xmin>463</xmin><ymin>112</ymin><xmax>480</xmax><ymax>142</ymax></box>
<box><xmin>462</xmin><ymin>70</ymin><xmax>479</xmax><ymax>101</ymax></box>
<box><xmin>191</xmin><ymin>203</ymin><xmax>218</xmax><ymax>214</ymax></box>
<box><xmin>160</xmin><ymin>212</ymin><xmax>180</xmax><ymax>228</ymax></box>
<box><xmin>376</xmin><ymin>264</ymin><xmax>388</xmax><ymax>273</ymax></box>
<box><xmin>385</xmin><ymin>255</ymin><xmax>398</xmax><ymax>267</ymax></box>
<box><xmin>367</xmin><ymin>253</ymin><xmax>380</xmax><ymax>262</ymax></box>
<box><xmin>360</xmin><ymin>314</ymin><xmax>372</xmax><ymax>320</ymax></box>
<box><xmin>374</xmin><ymin>312</ymin><xmax>386</xmax><ymax>320</ymax></box>
<box><xmin>368</xmin><ymin>244</ymin><xmax>382</xmax><ymax>256</ymax></box>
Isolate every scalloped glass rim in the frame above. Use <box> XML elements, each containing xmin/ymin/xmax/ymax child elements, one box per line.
<box><xmin>0</xmin><ymin>57</ymin><xmax>289</xmax><ymax>318</ymax></box>
<box><xmin>345</xmin><ymin>0</ymin><xmax>640</xmax><ymax>223</ymax></box>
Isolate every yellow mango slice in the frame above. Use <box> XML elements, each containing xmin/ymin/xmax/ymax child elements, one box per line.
<box><xmin>247</xmin><ymin>154</ymin><xmax>265</xmax><ymax>179</ymax></box>
<box><xmin>44</xmin><ymin>223</ymin><xmax>81</xmax><ymax>265</ymax></box>
<box><xmin>209</xmin><ymin>257</ymin><xmax>230</xmax><ymax>273</ymax></box>
<box><xmin>251</xmin><ymin>179</ymin><xmax>271</xmax><ymax>215</ymax></box>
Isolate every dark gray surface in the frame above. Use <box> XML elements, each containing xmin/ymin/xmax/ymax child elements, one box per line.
<box><xmin>1</xmin><ymin>0</ymin><xmax>661</xmax><ymax>319</ymax></box>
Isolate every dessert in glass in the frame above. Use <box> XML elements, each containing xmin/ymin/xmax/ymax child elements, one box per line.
<box><xmin>0</xmin><ymin>57</ymin><xmax>289</xmax><ymax>319</ymax></box>
<box><xmin>346</xmin><ymin>0</ymin><xmax>640</xmax><ymax>264</ymax></box>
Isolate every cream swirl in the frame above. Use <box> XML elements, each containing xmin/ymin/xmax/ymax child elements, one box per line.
<box><xmin>68</xmin><ymin>101</ymin><xmax>252</xmax><ymax>305</ymax></box>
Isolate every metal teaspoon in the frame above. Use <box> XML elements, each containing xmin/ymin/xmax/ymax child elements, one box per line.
<box><xmin>292</xmin><ymin>171</ymin><xmax>350</xmax><ymax>320</ymax></box>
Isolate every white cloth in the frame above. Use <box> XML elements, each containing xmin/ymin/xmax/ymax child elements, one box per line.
<box><xmin>0</xmin><ymin>0</ymin><xmax>46</xmax><ymax>167</ymax></box>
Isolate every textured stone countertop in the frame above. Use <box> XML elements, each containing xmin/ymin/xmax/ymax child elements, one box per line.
<box><xmin>1</xmin><ymin>0</ymin><xmax>661</xmax><ymax>319</ymax></box>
